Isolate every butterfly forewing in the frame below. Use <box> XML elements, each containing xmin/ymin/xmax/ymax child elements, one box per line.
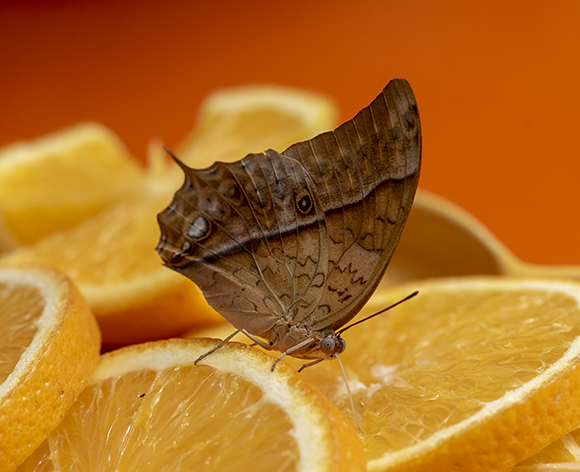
<box><xmin>281</xmin><ymin>79</ymin><xmax>421</xmax><ymax>330</ymax></box>
<box><xmin>157</xmin><ymin>78</ymin><xmax>421</xmax><ymax>359</ymax></box>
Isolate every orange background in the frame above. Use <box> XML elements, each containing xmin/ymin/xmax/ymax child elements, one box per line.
<box><xmin>1</xmin><ymin>0</ymin><xmax>579</xmax><ymax>264</ymax></box>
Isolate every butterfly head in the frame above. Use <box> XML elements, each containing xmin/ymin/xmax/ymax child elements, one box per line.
<box><xmin>319</xmin><ymin>332</ymin><xmax>346</xmax><ymax>358</ymax></box>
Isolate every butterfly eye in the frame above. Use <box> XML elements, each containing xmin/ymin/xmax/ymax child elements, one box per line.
<box><xmin>320</xmin><ymin>335</ymin><xmax>336</xmax><ymax>354</ymax></box>
<box><xmin>296</xmin><ymin>193</ymin><xmax>312</xmax><ymax>214</ymax></box>
<box><xmin>336</xmin><ymin>338</ymin><xmax>346</xmax><ymax>354</ymax></box>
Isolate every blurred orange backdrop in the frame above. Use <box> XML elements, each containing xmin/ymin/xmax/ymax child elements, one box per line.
<box><xmin>1</xmin><ymin>0</ymin><xmax>579</xmax><ymax>264</ymax></box>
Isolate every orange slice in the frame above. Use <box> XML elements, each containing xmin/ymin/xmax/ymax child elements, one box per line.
<box><xmin>0</xmin><ymin>264</ymin><xmax>101</xmax><ymax>471</ymax></box>
<box><xmin>192</xmin><ymin>277</ymin><xmax>580</xmax><ymax>471</ymax></box>
<box><xmin>0</xmin><ymin>123</ymin><xmax>143</xmax><ymax>246</ymax></box>
<box><xmin>513</xmin><ymin>428</ymin><xmax>580</xmax><ymax>470</ymax></box>
<box><xmin>0</xmin><ymin>86</ymin><xmax>339</xmax><ymax>347</ymax></box>
<box><xmin>0</xmin><ymin>193</ymin><xmax>221</xmax><ymax>347</ymax></box>
<box><xmin>18</xmin><ymin>338</ymin><xmax>365</xmax><ymax>472</ymax></box>
<box><xmin>176</xmin><ymin>84</ymin><xmax>338</xmax><ymax>168</ymax></box>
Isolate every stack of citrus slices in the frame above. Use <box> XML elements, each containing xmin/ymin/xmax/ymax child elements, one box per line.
<box><xmin>1</xmin><ymin>84</ymin><xmax>580</xmax><ymax>471</ymax></box>
<box><xmin>0</xmin><ymin>265</ymin><xmax>100</xmax><ymax>470</ymax></box>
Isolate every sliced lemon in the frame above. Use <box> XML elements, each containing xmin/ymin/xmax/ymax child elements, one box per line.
<box><xmin>0</xmin><ymin>194</ymin><xmax>221</xmax><ymax>347</ymax></box>
<box><xmin>0</xmin><ymin>123</ymin><xmax>143</xmax><ymax>246</ymax></box>
<box><xmin>176</xmin><ymin>84</ymin><xmax>337</xmax><ymax>168</ymax></box>
<box><xmin>513</xmin><ymin>428</ymin><xmax>580</xmax><ymax>470</ymax></box>
<box><xmin>0</xmin><ymin>264</ymin><xmax>101</xmax><ymax>471</ymax></box>
<box><xmin>18</xmin><ymin>338</ymin><xmax>365</xmax><ymax>472</ymax></box>
<box><xmin>0</xmin><ymin>85</ymin><xmax>338</xmax><ymax>346</ymax></box>
<box><xmin>193</xmin><ymin>277</ymin><xmax>580</xmax><ymax>471</ymax></box>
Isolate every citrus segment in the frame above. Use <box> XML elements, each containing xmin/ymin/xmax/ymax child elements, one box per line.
<box><xmin>0</xmin><ymin>196</ymin><xmax>222</xmax><ymax>347</ymax></box>
<box><xmin>191</xmin><ymin>278</ymin><xmax>580</xmax><ymax>471</ymax></box>
<box><xmin>176</xmin><ymin>85</ymin><xmax>337</xmax><ymax>168</ymax></box>
<box><xmin>0</xmin><ymin>265</ymin><xmax>101</xmax><ymax>471</ymax></box>
<box><xmin>0</xmin><ymin>85</ymin><xmax>339</xmax><ymax>346</ymax></box>
<box><xmin>18</xmin><ymin>338</ymin><xmax>366</xmax><ymax>472</ymax></box>
<box><xmin>0</xmin><ymin>123</ymin><xmax>143</xmax><ymax>246</ymax></box>
<box><xmin>0</xmin><ymin>212</ymin><xmax>18</xmax><ymax>252</ymax></box>
<box><xmin>513</xmin><ymin>428</ymin><xmax>580</xmax><ymax>470</ymax></box>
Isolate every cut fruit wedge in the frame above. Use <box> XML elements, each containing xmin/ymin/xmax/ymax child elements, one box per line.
<box><xmin>0</xmin><ymin>264</ymin><xmax>101</xmax><ymax>471</ymax></box>
<box><xmin>18</xmin><ymin>338</ymin><xmax>366</xmax><ymax>472</ymax></box>
<box><xmin>513</xmin><ymin>428</ymin><xmax>580</xmax><ymax>470</ymax></box>
<box><xmin>386</xmin><ymin>190</ymin><xmax>580</xmax><ymax>286</ymax></box>
<box><xmin>192</xmin><ymin>277</ymin><xmax>580</xmax><ymax>472</ymax></box>
<box><xmin>0</xmin><ymin>85</ymin><xmax>339</xmax><ymax>346</ymax></box>
<box><xmin>0</xmin><ymin>123</ymin><xmax>143</xmax><ymax>246</ymax></box>
<box><xmin>176</xmin><ymin>84</ymin><xmax>338</xmax><ymax>169</ymax></box>
<box><xmin>0</xmin><ymin>194</ymin><xmax>222</xmax><ymax>347</ymax></box>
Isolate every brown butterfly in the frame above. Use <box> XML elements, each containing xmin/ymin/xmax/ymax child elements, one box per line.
<box><xmin>156</xmin><ymin>78</ymin><xmax>421</xmax><ymax>371</ymax></box>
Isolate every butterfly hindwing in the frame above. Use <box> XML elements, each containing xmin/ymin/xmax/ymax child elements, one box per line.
<box><xmin>157</xmin><ymin>150</ymin><xmax>328</xmax><ymax>337</ymax></box>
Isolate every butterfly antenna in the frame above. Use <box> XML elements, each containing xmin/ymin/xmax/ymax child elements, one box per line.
<box><xmin>336</xmin><ymin>353</ymin><xmax>362</xmax><ymax>435</ymax></box>
<box><xmin>336</xmin><ymin>291</ymin><xmax>419</xmax><ymax>336</ymax></box>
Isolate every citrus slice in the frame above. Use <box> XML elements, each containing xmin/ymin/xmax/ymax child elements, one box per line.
<box><xmin>176</xmin><ymin>84</ymin><xmax>338</xmax><ymax>168</ymax></box>
<box><xmin>0</xmin><ymin>85</ymin><xmax>339</xmax><ymax>345</ymax></box>
<box><xmin>18</xmin><ymin>338</ymin><xmax>365</xmax><ymax>472</ymax></box>
<box><xmin>192</xmin><ymin>277</ymin><xmax>580</xmax><ymax>471</ymax></box>
<box><xmin>513</xmin><ymin>428</ymin><xmax>580</xmax><ymax>470</ymax></box>
<box><xmin>0</xmin><ymin>211</ymin><xmax>18</xmax><ymax>253</ymax></box>
<box><xmin>0</xmin><ymin>123</ymin><xmax>143</xmax><ymax>246</ymax></box>
<box><xmin>0</xmin><ymin>193</ymin><xmax>222</xmax><ymax>347</ymax></box>
<box><xmin>0</xmin><ymin>264</ymin><xmax>101</xmax><ymax>471</ymax></box>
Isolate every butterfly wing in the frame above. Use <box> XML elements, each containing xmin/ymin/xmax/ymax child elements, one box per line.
<box><xmin>156</xmin><ymin>149</ymin><xmax>329</xmax><ymax>337</ymax></box>
<box><xmin>280</xmin><ymin>78</ymin><xmax>421</xmax><ymax>330</ymax></box>
<box><xmin>156</xmin><ymin>78</ymin><xmax>421</xmax><ymax>341</ymax></box>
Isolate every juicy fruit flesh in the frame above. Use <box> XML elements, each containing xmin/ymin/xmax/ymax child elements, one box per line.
<box><xmin>54</xmin><ymin>200</ymin><xmax>164</xmax><ymax>284</ymax></box>
<box><xmin>517</xmin><ymin>429</ymin><xmax>580</xmax><ymax>466</ymax></box>
<box><xmin>300</xmin><ymin>287</ymin><xmax>580</xmax><ymax>461</ymax></box>
<box><xmin>0</xmin><ymin>283</ymin><xmax>42</xmax><ymax>383</ymax></box>
<box><xmin>177</xmin><ymin>86</ymin><xmax>337</xmax><ymax>168</ymax></box>
<box><xmin>0</xmin><ymin>123</ymin><xmax>143</xmax><ymax>245</ymax></box>
<box><xmin>3</xmin><ymin>198</ymin><xmax>166</xmax><ymax>285</ymax></box>
<box><xmin>19</xmin><ymin>364</ymin><xmax>299</xmax><ymax>472</ymax></box>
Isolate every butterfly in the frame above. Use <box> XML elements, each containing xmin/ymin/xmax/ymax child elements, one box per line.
<box><xmin>156</xmin><ymin>78</ymin><xmax>421</xmax><ymax>371</ymax></box>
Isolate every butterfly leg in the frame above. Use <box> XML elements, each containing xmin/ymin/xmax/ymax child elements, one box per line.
<box><xmin>297</xmin><ymin>358</ymin><xmax>324</xmax><ymax>373</ymax></box>
<box><xmin>194</xmin><ymin>328</ymin><xmax>242</xmax><ymax>365</ymax></box>
<box><xmin>270</xmin><ymin>337</ymin><xmax>315</xmax><ymax>372</ymax></box>
<box><xmin>239</xmin><ymin>329</ymin><xmax>271</xmax><ymax>348</ymax></box>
